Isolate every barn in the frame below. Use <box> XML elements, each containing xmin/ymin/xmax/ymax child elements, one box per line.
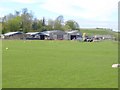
<box><xmin>4</xmin><ymin>32</ymin><xmax>25</xmax><ymax>40</ymax></box>
<box><xmin>65</xmin><ymin>30</ymin><xmax>82</xmax><ymax>40</ymax></box>
<box><xmin>42</xmin><ymin>30</ymin><xmax>66</xmax><ymax>40</ymax></box>
<box><xmin>94</xmin><ymin>35</ymin><xmax>113</xmax><ymax>40</ymax></box>
<box><xmin>26</xmin><ymin>32</ymin><xmax>47</xmax><ymax>40</ymax></box>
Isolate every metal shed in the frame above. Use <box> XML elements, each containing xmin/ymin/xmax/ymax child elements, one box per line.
<box><xmin>4</xmin><ymin>32</ymin><xmax>25</xmax><ymax>39</ymax></box>
<box><xmin>42</xmin><ymin>30</ymin><xmax>66</xmax><ymax>40</ymax></box>
<box><xmin>26</xmin><ymin>32</ymin><xmax>47</xmax><ymax>40</ymax></box>
<box><xmin>65</xmin><ymin>30</ymin><xmax>82</xmax><ymax>40</ymax></box>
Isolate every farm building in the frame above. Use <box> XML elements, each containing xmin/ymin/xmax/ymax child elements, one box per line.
<box><xmin>65</xmin><ymin>30</ymin><xmax>82</xmax><ymax>40</ymax></box>
<box><xmin>94</xmin><ymin>35</ymin><xmax>113</xmax><ymax>40</ymax></box>
<box><xmin>3</xmin><ymin>32</ymin><xmax>26</xmax><ymax>40</ymax></box>
<box><xmin>42</xmin><ymin>30</ymin><xmax>66</xmax><ymax>40</ymax></box>
<box><xmin>26</xmin><ymin>32</ymin><xmax>48</xmax><ymax>40</ymax></box>
<box><xmin>26</xmin><ymin>32</ymin><xmax>47</xmax><ymax>40</ymax></box>
<box><xmin>42</xmin><ymin>30</ymin><xmax>82</xmax><ymax>40</ymax></box>
<box><xmin>2</xmin><ymin>30</ymin><xmax>82</xmax><ymax>40</ymax></box>
<box><xmin>26</xmin><ymin>32</ymin><xmax>40</xmax><ymax>40</ymax></box>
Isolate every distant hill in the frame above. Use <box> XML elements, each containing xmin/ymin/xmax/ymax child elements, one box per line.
<box><xmin>80</xmin><ymin>28</ymin><xmax>119</xmax><ymax>41</ymax></box>
<box><xmin>80</xmin><ymin>28</ymin><xmax>113</xmax><ymax>35</ymax></box>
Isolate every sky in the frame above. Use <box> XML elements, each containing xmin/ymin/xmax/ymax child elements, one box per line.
<box><xmin>0</xmin><ymin>0</ymin><xmax>119</xmax><ymax>31</ymax></box>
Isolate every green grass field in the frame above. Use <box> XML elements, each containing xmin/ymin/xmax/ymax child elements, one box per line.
<box><xmin>0</xmin><ymin>40</ymin><xmax>2</xmax><ymax>89</ymax></box>
<box><xmin>2</xmin><ymin>40</ymin><xmax>118</xmax><ymax>88</ymax></box>
<box><xmin>80</xmin><ymin>28</ymin><xmax>117</xmax><ymax>36</ymax></box>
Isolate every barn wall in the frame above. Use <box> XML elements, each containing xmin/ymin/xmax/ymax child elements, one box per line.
<box><xmin>4</xmin><ymin>34</ymin><xmax>26</xmax><ymax>40</ymax></box>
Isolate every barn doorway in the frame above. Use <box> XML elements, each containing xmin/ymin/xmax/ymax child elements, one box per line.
<box><xmin>71</xmin><ymin>35</ymin><xmax>76</xmax><ymax>40</ymax></box>
<box><xmin>40</xmin><ymin>35</ymin><xmax>45</xmax><ymax>40</ymax></box>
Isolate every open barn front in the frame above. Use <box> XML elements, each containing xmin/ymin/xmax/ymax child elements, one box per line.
<box><xmin>40</xmin><ymin>35</ymin><xmax>45</xmax><ymax>40</ymax></box>
<box><xmin>70</xmin><ymin>35</ymin><xmax>77</xmax><ymax>40</ymax></box>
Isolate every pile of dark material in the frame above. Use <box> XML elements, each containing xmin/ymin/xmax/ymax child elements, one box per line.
<box><xmin>84</xmin><ymin>37</ymin><xmax>93</xmax><ymax>42</ymax></box>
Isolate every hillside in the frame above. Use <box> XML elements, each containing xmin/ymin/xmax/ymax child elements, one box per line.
<box><xmin>80</xmin><ymin>28</ymin><xmax>114</xmax><ymax>35</ymax></box>
<box><xmin>80</xmin><ymin>28</ymin><xmax>119</xmax><ymax>40</ymax></box>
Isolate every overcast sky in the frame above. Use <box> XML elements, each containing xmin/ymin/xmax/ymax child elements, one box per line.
<box><xmin>0</xmin><ymin>0</ymin><xmax>119</xmax><ymax>31</ymax></box>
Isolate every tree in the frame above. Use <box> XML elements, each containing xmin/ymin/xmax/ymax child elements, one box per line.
<box><xmin>41</xmin><ymin>17</ymin><xmax>47</xmax><ymax>31</ymax></box>
<box><xmin>65</xmin><ymin>20</ymin><xmax>80</xmax><ymax>30</ymax></box>
<box><xmin>2</xmin><ymin>8</ymin><xmax>34</xmax><ymax>33</ymax></box>
<box><xmin>32</xmin><ymin>18</ymin><xmax>38</xmax><ymax>31</ymax></box>
<box><xmin>2</xmin><ymin>9</ymin><xmax>81</xmax><ymax>33</ymax></box>
<box><xmin>21</xmin><ymin>8</ymin><xmax>33</xmax><ymax>33</ymax></box>
<box><xmin>63</xmin><ymin>24</ymin><xmax>71</xmax><ymax>31</ymax></box>
<box><xmin>47</xmin><ymin>19</ymin><xmax>54</xmax><ymax>30</ymax></box>
<box><xmin>37</xmin><ymin>19</ymin><xmax>44</xmax><ymax>32</ymax></box>
<box><xmin>2</xmin><ymin>12</ymin><xmax>21</xmax><ymax>33</ymax></box>
<box><xmin>54</xmin><ymin>15</ymin><xmax>64</xmax><ymax>30</ymax></box>
<box><xmin>56</xmin><ymin>15</ymin><xmax>64</xmax><ymax>24</ymax></box>
<box><xmin>42</xmin><ymin>17</ymin><xmax>45</xmax><ymax>26</ymax></box>
<box><xmin>15</xmin><ymin>10</ymin><xmax>20</xmax><ymax>16</ymax></box>
<box><xmin>4</xmin><ymin>16</ymin><xmax>21</xmax><ymax>32</ymax></box>
<box><xmin>2</xmin><ymin>16</ymin><xmax>9</xmax><ymax>34</ymax></box>
<box><xmin>6</xmin><ymin>13</ymin><xmax>15</xmax><ymax>21</ymax></box>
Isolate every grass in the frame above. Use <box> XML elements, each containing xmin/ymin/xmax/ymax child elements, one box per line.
<box><xmin>2</xmin><ymin>40</ymin><xmax>118</xmax><ymax>88</ymax></box>
<box><xmin>0</xmin><ymin>40</ymin><xmax>2</xmax><ymax>89</ymax></box>
<box><xmin>80</xmin><ymin>28</ymin><xmax>115</xmax><ymax>36</ymax></box>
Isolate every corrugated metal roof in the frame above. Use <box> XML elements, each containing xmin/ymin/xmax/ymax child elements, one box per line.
<box><xmin>66</xmin><ymin>30</ymin><xmax>78</xmax><ymax>34</ymax></box>
<box><xmin>40</xmin><ymin>32</ymin><xmax>50</xmax><ymax>36</ymax></box>
<box><xmin>4</xmin><ymin>32</ymin><xmax>22</xmax><ymax>36</ymax></box>
<box><xmin>26</xmin><ymin>32</ymin><xmax>40</xmax><ymax>35</ymax></box>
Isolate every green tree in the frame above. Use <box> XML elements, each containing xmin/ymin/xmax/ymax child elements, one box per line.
<box><xmin>1</xmin><ymin>16</ymin><xmax>22</xmax><ymax>33</ymax></box>
<box><xmin>41</xmin><ymin>17</ymin><xmax>47</xmax><ymax>31</ymax></box>
<box><xmin>21</xmin><ymin>8</ymin><xmax>33</xmax><ymax>33</ymax></box>
<box><xmin>37</xmin><ymin>19</ymin><xmax>44</xmax><ymax>32</ymax></box>
<box><xmin>2</xmin><ymin>16</ymin><xmax>7</xmax><ymax>34</ymax></box>
<box><xmin>7</xmin><ymin>16</ymin><xmax>21</xmax><ymax>32</ymax></box>
<box><xmin>65</xmin><ymin>20</ymin><xmax>80</xmax><ymax>30</ymax></box>
<box><xmin>54</xmin><ymin>15</ymin><xmax>64</xmax><ymax>30</ymax></box>
<box><xmin>63</xmin><ymin>24</ymin><xmax>71</xmax><ymax>31</ymax></box>
<box><xmin>2</xmin><ymin>12</ymin><xmax>21</xmax><ymax>33</ymax></box>
<box><xmin>47</xmin><ymin>19</ymin><xmax>54</xmax><ymax>30</ymax></box>
<box><xmin>32</xmin><ymin>18</ymin><xmax>38</xmax><ymax>31</ymax></box>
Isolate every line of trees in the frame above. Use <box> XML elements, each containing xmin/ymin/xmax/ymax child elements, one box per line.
<box><xmin>1</xmin><ymin>8</ymin><xmax>80</xmax><ymax>34</ymax></box>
